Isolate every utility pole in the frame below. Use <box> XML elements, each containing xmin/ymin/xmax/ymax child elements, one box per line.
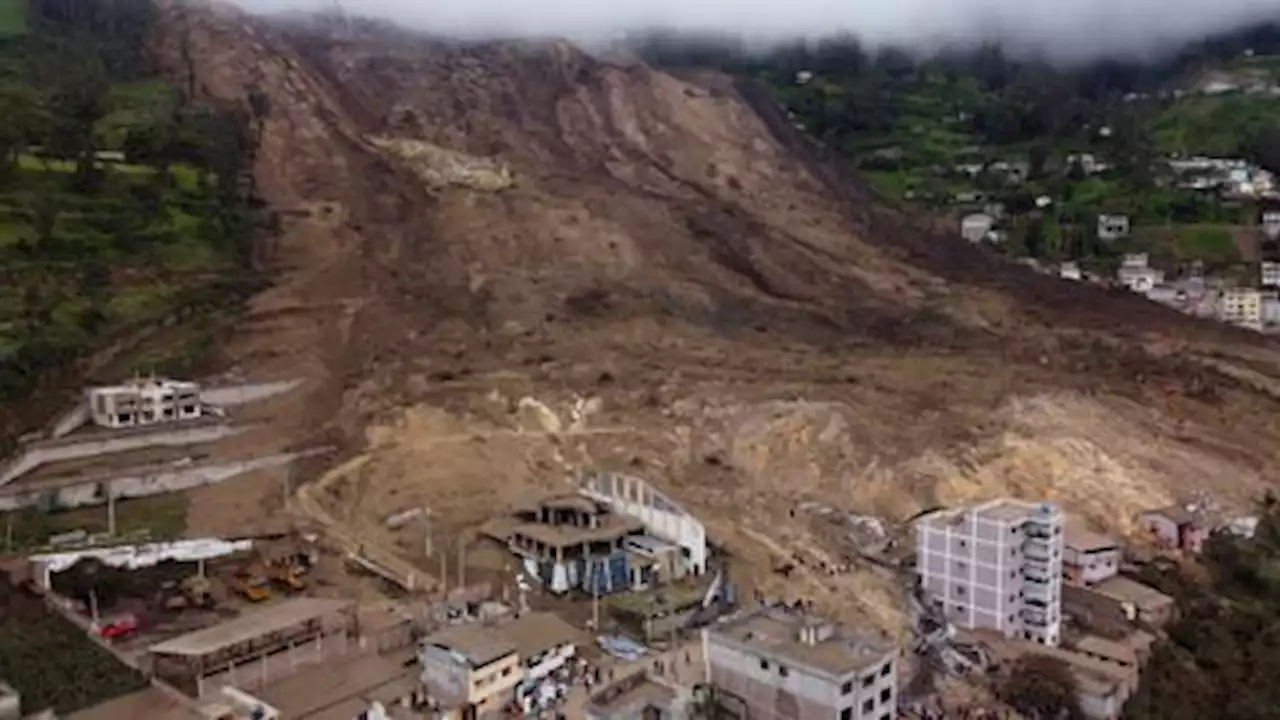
<box><xmin>591</xmin><ymin>560</ymin><xmax>600</xmax><ymax>631</ymax></box>
<box><xmin>456</xmin><ymin>538</ymin><xmax>466</xmax><ymax>591</ymax></box>
<box><xmin>439</xmin><ymin>539</ymin><xmax>448</xmax><ymax>598</ymax></box>
<box><xmin>106</xmin><ymin>486</ymin><xmax>117</xmax><ymax>537</ymax></box>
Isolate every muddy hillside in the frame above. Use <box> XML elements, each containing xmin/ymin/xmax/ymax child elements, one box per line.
<box><xmin>150</xmin><ymin>2</ymin><xmax>1280</xmax><ymax>627</ymax></box>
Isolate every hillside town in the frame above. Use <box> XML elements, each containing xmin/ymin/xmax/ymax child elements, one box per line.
<box><xmin>0</xmin><ymin>373</ymin><xmax>1263</xmax><ymax>720</ymax></box>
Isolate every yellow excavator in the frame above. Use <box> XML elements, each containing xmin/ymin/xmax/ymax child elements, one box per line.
<box><xmin>233</xmin><ymin>568</ymin><xmax>273</xmax><ymax>602</ymax></box>
<box><xmin>268</xmin><ymin>558</ymin><xmax>307</xmax><ymax>593</ymax></box>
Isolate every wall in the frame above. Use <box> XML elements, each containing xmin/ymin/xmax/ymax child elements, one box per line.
<box><xmin>200</xmin><ymin>380</ymin><xmax>303</xmax><ymax>408</ymax></box>
<box><xmin>581</xmin><ymin>473</ymin><xmax>707</xmax><ymax>574</ymax></box>
<box><xmin>1064</xmin><ymin>549</ymin><xmax>1120</xmax><ymax>587</ymax></box>
<box><xmin>419</xmin><ymin>646</ymin><xmax>473</xmax><ymax>706</ymax></box>
<box><xmin>0</xmin><ymin>449</ymin><xmax>327</xmax><ymax>512</ymax></box>
<box><xmin>0</xmin><ymin>422</ymin><xmax>243</xmax><ymax>487</ymax></box>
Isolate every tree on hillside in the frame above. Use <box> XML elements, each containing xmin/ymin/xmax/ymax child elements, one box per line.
<box><xmin>999</xmin><ymin>655</ymin><xmax>1084</xmax><ymax>720</ymax></box>
<box><xmin>1123</xmin><ymin>495</ymin><xmax>1280</xmax><ymax>720</ymax></box>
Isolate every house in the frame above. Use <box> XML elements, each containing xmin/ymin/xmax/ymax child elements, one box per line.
<box><xmin>916</xmin><ymin>499</ymin><xmax>1065</xmax><ymax>646</ymax></box>
<box><xmin>418</xmin><ymin>623</ymin><xmax>523</xmax><ymax>719</ymax></box>
<box><xmin>1060</xmin><ymin>262</ymin><xmax>1083</xmax><ymax>282</ymax></box>
<box><xmin>1097</xmin><ymin>215</ymin><xmax>1130</xmax><ymax>241</ymax></box>
<box><xmin>960</xmin><ymin>213</ymin><xmax>995</xmax><ymax>243</ymax></box>
<box><xmin>480</xmin><ymin>495</ymin><xmax>649</xmax><ymax>595</ymax></box>
<box><xmin>1218</xmin><ymin>287</ymin><xmax>1263</xmax><ymax>329</ymax></box>
<box><xmin>1263</xmin><ymin>211</ymin><xmax>1280</xmax><ymax>241</ymax></box>
<box><xmin>1261</xmin><ymin>261</ymin><xmax>1280</xmax><ymax>287</ymax></box>
<box><xmin>1068</xmin><ymin>153</ymin><xmax>1105</xmax><ymax>175</ymax></box>
<box><xmin>87</xmin><ymin>377</ymin><xmax>203</xmax><ymax>429</ymax></box>
<box><xmin>1116</xmin><ymin>254</ymin><xmax>1163</xmax><ymax>294</ymax></box>
<box><xmin>1135</xmin><ymin>505</ymin><xmax>1209</xmax><ymax>554</ymax></box>
<box><xmin>704</xmin><ymin>606</ymin><xmax>899</xmax><ymax>720</ymax></box>
<box><xmin>498</xmin><ymin>612</ymin><xmax>589</xmax><ymax>715</ymax></box>
<box><xmin>1063</xmin><ymin>526</ymin><xmax>1120</xmax><ymax>587</ymax></box>
<box><xmin>1089</xmin><ymin>576</ymin><xmax>1176</xmax><ymax>629</ymax></box>
<box><xmin>1263</xmin><ymin>293</ymin><xmax>1280</xmax><ymax>326</ymax></box>
<box><xmin>985</xmin><ymin>636</ymin><xmax>1140</xmax><ymax>720</ymax></box>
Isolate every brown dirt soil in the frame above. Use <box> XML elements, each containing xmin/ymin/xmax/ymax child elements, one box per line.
<box><xmin>148</xmin><ymin>3</ymin><xmax>1280</xmax><ymax>632</ymax></box>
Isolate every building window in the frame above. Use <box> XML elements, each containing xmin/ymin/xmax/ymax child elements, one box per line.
<box><xmin>959</xmin><ymin>539</ymin><xmax>968</xmax><ymax>548</ymax></box>
<box><xmin>954</xmin><ymin>585</ymin><xmax>967</xmax><ymax>597</ymax></box>
<box><xmin>842</xmin><ymin>681</ymin><xmax>853</xmax><ymax>695</ymax></box>
<box><xmin>862</xmin><ymin>674</ymin><xmax>875</xmax><ymax>688</ymax></box>
<box><xmin>879</xmin><ymin>663</ymin><xmax>891</xmax><ymax>678</ymax></box>
<box><xmin>956</xmin><ymin>560</ymin><xmax>968</xmax><ymax>571</ymax></box>
<box><xmin>862</xmin><ymin>698</ymin><xmax>874</xmax><ymax>714</ymax></box>
<box><xmin>760</xmin><ymin>659</ymin><xmax>770</xmax><ymax>671</ymax></box>
<box><xmin>779</xmin><ymin>665</ymin><xmax>790</xmax><ymax>678</ymax></box>
<box><xmin>841</xmin><ymin>709</ymin><xmax>853</xmax><ymax>720</ymax></box>
<box><xmin>880</xmin><ymin>715</ymin><xmax>892</xmax><ymax>720</ymax></box>
<box><xmin>880</xmin><ymin>688</ymin><xmax>891</xmax><ymax>703</ymax></box>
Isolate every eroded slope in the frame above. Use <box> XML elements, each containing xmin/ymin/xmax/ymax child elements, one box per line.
<box><xmin>152</xmin><ymin>3</ymin><xmax>1280</xmax><ymax>629</ymax></box>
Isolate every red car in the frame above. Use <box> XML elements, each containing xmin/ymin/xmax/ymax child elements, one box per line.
<box><xmin>94</xmin><ymin>613</ymin><xmax>139</xmax><ymax>640</ymax></box>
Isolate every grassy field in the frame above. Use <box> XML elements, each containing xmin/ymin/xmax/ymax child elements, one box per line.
<box><xmin>1</xmin><ymin>494</ymin><xmax>189</xmax><ymax>552</ymax></box>
<box><xmin>1148</xmin><ymin>94</ymin><xmax>1280</xmax><ymax>156</ymax></box>
<box><xmin>0</xmin><ymin>577</ymin><xmax>147</xmax><ymax>715</ymax></box>
<box><xmin>0</xmin><ymin>0</ymin><xmax>26</xmax><ymax>36</ymax></box>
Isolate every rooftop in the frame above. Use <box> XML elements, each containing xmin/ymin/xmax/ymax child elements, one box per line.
<box><xmin>495</xmin><ymin>612</ymin><xmax>590</xmax><ymax>658</ymax></box>
<box><xmin>507</xmin><ymin>514</ymin><xmax>644</xmax><ymax>548</ymax></box>
<box><xmin>537</xmin><ymin>494</ymin><xmax>601</xmax><ymax>514</ymax></box>
<box><xmin>1138</xmin><ymin>504</ymin><xmax>1196</xmax><ymax>525</ymax></box>
<box><xmin>422</xmin><ymin>622</ymin><xmax>517</xmax><ymax>669</ymax></box>
<box><xmin>1065</xmin><ymin>525</ymin><xmax>1118</xmax><ymax>553</ymax></box>
<box><xmin>587</xmin><ymin>674</ymin><xmax>677</xmax><ymax>716</ymax></box>
<box><xmin>148</xmin><ymin>598</ymin><xmax>354</xmax><ymax>658</ymax></box>
<box><xmin>256</xmin><ymin>653</ymin><xmax>415</xmax><ymax>719</ymax></box>
<box><xmin>1072</xmin><ymin>635</ymin><xmax>1140</xmax><ymax>666</ymax></box>
<box><xmin>708</xmin><ymin>607</ymin><xmax>894</xmax><ymax>678</ymax></box>
<box><xmin>1092</xmin><ymin>576</ymin><xmax>1174</xmax><ymax>612</ymax></box>
<box><xmin>921</xmin><ymin>498</ymin><xmax>1061</xmax><ymax>529</ymax></box>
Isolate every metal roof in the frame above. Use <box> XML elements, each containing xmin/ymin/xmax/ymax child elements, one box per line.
<box><xmin>148</xmin><ymin>598</ymin><xmax>354</xmax><ymax>657</ymax></box>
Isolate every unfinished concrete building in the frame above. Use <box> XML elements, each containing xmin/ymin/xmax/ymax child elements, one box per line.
<box><xmin>704</xmin><ymin>607</ymin><xmax>898</xmax><ymax>720</ymax></box>
<box><xmin>916</xmin><ymin>499</ymin><xmax>1065</xmax><ymax>647</ymax></box>
<box><xmin>483</xmin><ymin>477</ymin><xmax>706</xmax><ymax>595</ymax></box>
<box><xmin>87</xmin><ymin>377</ymin><xmax>202</xmax><ymax>429</ymax></box>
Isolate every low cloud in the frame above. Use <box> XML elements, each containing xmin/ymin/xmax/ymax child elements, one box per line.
<box><xmin>240</xmin><ymin>0</ymin><xmax>1280</xmax><ymax>60</ymax></box>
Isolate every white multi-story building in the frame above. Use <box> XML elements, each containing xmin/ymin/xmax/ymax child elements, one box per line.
<box><xmin>1263</xmin><ymin>211</ymin><xmax>1280</xmax><ymax>241</ymax></box>
<box><xmin>1097</xmin><ymin>214</ymin><xmax>1130</xmax><ymax>241</ymax></box>
<box><xmin>1219</xmin><ymin>288</ymin><xmax>1263</xmax><ymax>330</ymax></box>
<box><xmin>86</xmin><ymin>377</ymin><xmax>203</xmax><ymax>429</ymax></box>
<box><xmin>1116</xmin><ymin>254</ymin><xmax>1164</xmax><ymax>294</ymax></box>
<box><xmin>916</xmin><ymin>499</ymin><xmax>1065</xmax><ymax>647</ymax></box>
<box><xmin>1261</xmin><ymin>261</ymin><xmax>1280</xmax><ymax>288</ymax></box>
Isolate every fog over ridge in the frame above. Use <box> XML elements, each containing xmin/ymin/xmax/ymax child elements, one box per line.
<box><xmin>239</xmin><ymin>0</ymin><xmax>1280</xmax><ymax>60</ymax></box>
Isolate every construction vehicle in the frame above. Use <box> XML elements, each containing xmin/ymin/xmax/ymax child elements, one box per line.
<box><xmin>233</xmin><ymin>569</ymin><xmax>273</xmax><ymax>603</ymax></box>
<box><xmin>159</xmin><ymin>575</ymin><xmax>215</xmax><ymax>611</ymax></box>
<box><xmin>267</xmin><ymin>558</ymin><xmax>307</xmax><ymax>593</ymax></box>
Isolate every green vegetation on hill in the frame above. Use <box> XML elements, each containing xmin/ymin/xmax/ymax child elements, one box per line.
<box><xmin>1123</xmin><ymin>496</ymin><xmax>1280</xmax><ymax>719</ymax></box>
<box><xmin>0</xmin><ymin>577</ymin><xmax>147</xmax><ymax>714</ymax></box>
<box><xmin>0</xmin><ymin>0</ymin><xmax>26</xmax><ymax>36</ymax></box>
<box><xmin>0</xmin><ymin>0</ymin><xmax>271</xmax><ymax>443</ymax></box>
<box><xmin>638</xmin><ymin>27</ymin><xmax>1280</xmax><ymax>269</ymax></box>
